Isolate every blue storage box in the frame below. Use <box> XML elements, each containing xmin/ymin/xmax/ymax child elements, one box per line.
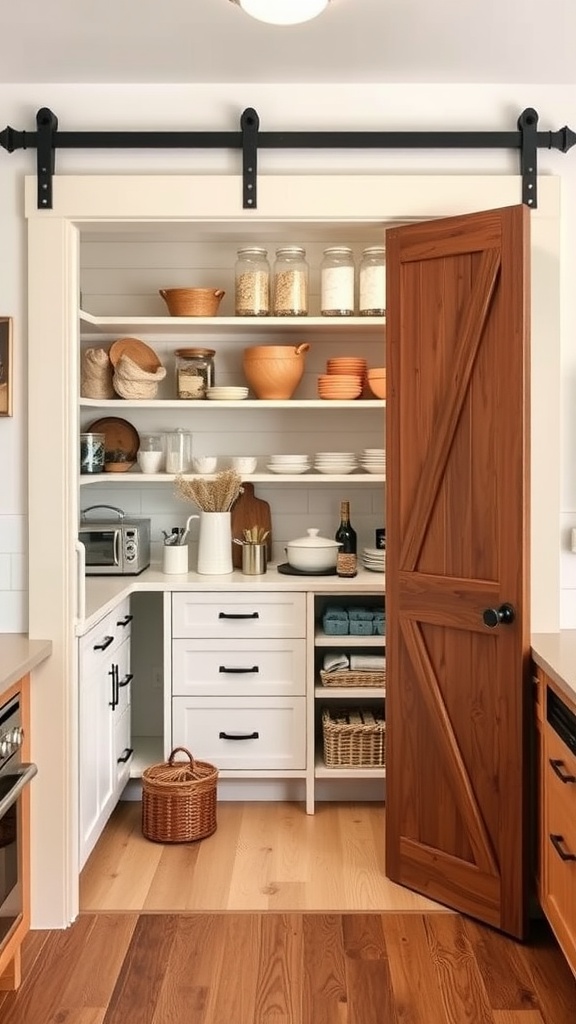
<box><xmin>323</xmin><ymin>617</ymin><xmax>349</xmax><ymax>635</ymax></box>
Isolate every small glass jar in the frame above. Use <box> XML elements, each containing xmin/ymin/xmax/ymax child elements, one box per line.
<box><xmin>321</xmin><ymin>247</ymin><xmax>355</xmax><ymax>316</ymax></box>
<box><xmin>235</xmin><ymin>247</ymin><xmax>270</xmax><ymax>316</ymax></box>
<box><xmin>175</xmin><ymin>348</ymin><xmax>215</xmax><ymax>399</ymax></box>
<box><xmin>359</xmin><ymin>246</ymin><xmax>386</xmax><ymax>316</ymax></box>
<box><xmin>137</xmin><ymin>433</ymin><xmax>164</xmax><ymax>474</ymax></box>
<box><xmin>165</xmin><ymin>428</ymin><xmax>193</xmax><ymax>474</ymax></box>
<box><xmin>272</xmin><ymin>246</ymin><xmax>309</xmax><ymax>316</ymax></box>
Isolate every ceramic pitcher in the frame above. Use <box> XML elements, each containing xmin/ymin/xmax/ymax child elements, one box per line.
<box><xmin>196</xmin><ymin>511</ymin><xmax>233</xmax><ymax>575</ymax></box>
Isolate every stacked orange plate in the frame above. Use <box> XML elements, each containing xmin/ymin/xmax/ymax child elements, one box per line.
<box><xmin>326</xmin><ymin>357</ymin><xmax>367</xmax><ymax>382</ymax></box>
<box><xmin>317</xmin><ymin>373</ymin><xmax>363</xmax><ymax>400</ymax></box>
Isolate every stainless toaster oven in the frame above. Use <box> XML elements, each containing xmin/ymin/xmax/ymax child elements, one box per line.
<box><xmin>79</xmin><ymin>505</ymin><xmax>151</xmax><ymax>575</ymax></box>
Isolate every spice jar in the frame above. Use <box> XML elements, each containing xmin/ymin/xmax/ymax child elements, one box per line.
<box><xmin>235</xmin><ymin>247</ymin><xmax>270</xmax><ymax>316</ymax></box>
<box><xmin>321</xmin><ymin>246</ymin><xmax>355</xmax><ymax>316</ymax></box>
<box><xmin>272</xmin><ymin>246</ymin><xmax>309</xmax><ymax>316</ymax></box>
<box><xmin>359</xmin><ymin>246</ymin><xmax>386</xmax><ymax>316</ymax></box>
<box><xmin>175</xmin><ymin>348</ymin><xmax>215</xmax><ymax>399</ymax></box>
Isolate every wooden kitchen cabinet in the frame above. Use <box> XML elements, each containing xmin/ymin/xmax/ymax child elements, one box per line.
<box><xmin>78</xmin><ymin>597</ymin><xmax>133</xmax><ymax>869</ymax></box>
<box><xmin>536</xmin><ymin>665</ymin><xmax>576</xmax><ymax>977</ymax></box>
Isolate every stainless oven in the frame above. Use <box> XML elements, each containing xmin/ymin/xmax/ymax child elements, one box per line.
<box><xmin>0</xmin><ymin>693</ymin><xmax>37</xmax><ymax>945</ymax></box>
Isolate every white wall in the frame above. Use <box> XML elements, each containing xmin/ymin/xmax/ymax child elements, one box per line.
<box><xmin>2</xmin><ymin>82</ymin><xmax>576</xmax><ymax>631</ymax></box>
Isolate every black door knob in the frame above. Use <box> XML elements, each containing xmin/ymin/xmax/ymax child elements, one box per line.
<box><xmin>482</xmin><ymin>603</ymin><xmax>516</xmax><ymax>628</ymax></box>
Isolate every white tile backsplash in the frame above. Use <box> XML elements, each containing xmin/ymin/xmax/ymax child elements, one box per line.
<box><xmin>0</xmin><ymin>515</ymin><xmax>26</xmax><ymax>553</ymax></box>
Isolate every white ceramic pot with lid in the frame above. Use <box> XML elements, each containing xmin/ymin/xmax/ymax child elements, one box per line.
<box><xmin>285</xmin><ymin>528</ymin><xmax>341</xmax><ymax>572</ymax></box>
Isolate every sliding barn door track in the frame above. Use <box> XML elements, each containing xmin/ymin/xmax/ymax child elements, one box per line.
<box><xmin>1</xmin><ymin>106</ymin><xmax>574</xmax><ymax>211</ymax></box>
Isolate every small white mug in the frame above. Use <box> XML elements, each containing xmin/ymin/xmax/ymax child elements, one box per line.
<box><xmin>162</xmin><ymin>544</ymin><xmax>189</xmax><ymax>574</ymax></box>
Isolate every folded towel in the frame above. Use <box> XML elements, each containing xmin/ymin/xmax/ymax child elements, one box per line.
<box><xmin>348</xmin><ymin>608</ymin><xmax>373</xmax><ymax>620</ymax></box>
<box><xmin>350</xmin><ymin>654</ymin><xmax>386</xmax><ymax>672</ymax></box>
<box><xmin>323</xmin><ymin>652</ymin><xmax>350</xmax><ymax>672</ymax></box>
<box><xmin>323</xmin><ymin>606</ymin><xmax>349</xmax><ymax>620</ymax></box>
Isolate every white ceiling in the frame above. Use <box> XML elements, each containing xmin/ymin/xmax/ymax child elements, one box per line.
<box><xmin>0</xmin><ymin>0</ymin><xmax>574</xmax><ymax>85</ymax></box>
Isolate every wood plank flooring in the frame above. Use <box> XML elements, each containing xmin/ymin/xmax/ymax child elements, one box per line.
<box><xmin>80</xmin><ymin>801</ymin><xmax>447</xmax><ymax>913</ymax></box>
<box><xmin>1</xmin><ymin>912</ymin><xmax>574</xmax><ymax>1023</ymax></box>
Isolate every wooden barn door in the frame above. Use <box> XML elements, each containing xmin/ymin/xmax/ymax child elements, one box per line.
<box><xmin>385</xmin><ymin>205</ymin><xmax>531</xmax><ymax>939</ymax></box>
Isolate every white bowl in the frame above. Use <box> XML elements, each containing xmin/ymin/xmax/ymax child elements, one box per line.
<box><xmin>192</xmin><ymin>456</ymin><xmax>218</xmax><ymax>473</ymax></box>
<box><xmin>231</xmin><ymin>456</ymin><xmax>258</xmax><ymax>473</ymax></box>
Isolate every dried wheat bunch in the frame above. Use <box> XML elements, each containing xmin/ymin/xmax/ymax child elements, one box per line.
<box><xmin>175</xmin><ymin>469</ymin><xmax>243</xmax><ymax>512</ymax></box>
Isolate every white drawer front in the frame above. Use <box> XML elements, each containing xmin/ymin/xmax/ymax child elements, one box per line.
<box><xmin>172</xmin><ymin>696</ymin><xmax>306</xmax><ymax>770</ymax></box>
<box><xmin>172</xmin><ymin>592</ymin><xmax>306</xmax><ymax>639</ymax></box>
<box><xmin>79</xmin><ymin>597</ymin><xmax>132</xmax><ymax>665</ymax></box>
<box><xmin>172</xmin><ymin>639</ymin><xmax>306</xmax><ymax>697</ymax></box>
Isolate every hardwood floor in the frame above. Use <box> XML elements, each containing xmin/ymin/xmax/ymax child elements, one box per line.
<box><xmin>1</xmin><ymin>912</ymin><xmax>574</xmax><ymax>1023</ymax></box>
<box><xmin>80</xmin><ymin>800</ymin><xmax>447</xmax><ymax>913</ymax></box>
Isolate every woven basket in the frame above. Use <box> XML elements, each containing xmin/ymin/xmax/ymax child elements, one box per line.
<box><xmin>322</xmin><ymin>707</ymin><xmax>386</xmax><ymax>768</ymax></box>
<box><xmin>159</xmin><ymin>288</ymin><xmax>225</xmax><ymax>317</ymax></box>
<box><xmin>320</xmin><ymin>669</ymin><xmax>385</xmax><ymax>689</ymax></box>
<box><xmin>141</xmin><ymin>747</ymin><xmax>218</xmax><ymax>843</ymax></box>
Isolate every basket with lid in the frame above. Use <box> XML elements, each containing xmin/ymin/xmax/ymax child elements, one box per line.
<box><xmin>141</xmin><ymin>746</ymin><xmax>218</xmax><ymax>843</ymax></box>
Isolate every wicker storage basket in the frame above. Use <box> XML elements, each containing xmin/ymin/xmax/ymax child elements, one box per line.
<box><xmin>322</xmin><ymin>707</ymin><xmax>386</xmax><ymax>768</ymax></box>
<box><xmin>159</xmin><ymin>287</ymin><xmax>225</xmax><ymax>317</ymax></box>
<box><xmin>320</xmin><ymin>669</ymin><xmax>385</xmax><ymax>689</ymax></box>
<box><xmin>141</xmin><ymin>747</ymin><xmax>218</xmax><ymax>843</ymax></box>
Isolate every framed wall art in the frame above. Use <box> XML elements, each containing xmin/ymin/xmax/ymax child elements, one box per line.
<box><xmin>0</xmin><ymin>317</ymin><xmax>12</xmax><ymax>416</ymax></box>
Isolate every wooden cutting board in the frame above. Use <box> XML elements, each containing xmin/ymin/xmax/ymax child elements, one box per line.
<box><xmin>230</xmin><ymin>482</ymin><xmax>272</xmax><ymax>568</ymax></box>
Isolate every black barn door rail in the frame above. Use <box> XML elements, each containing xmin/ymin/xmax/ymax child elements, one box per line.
<box><xmin>1</xmin><ymin>106</ymin><xmax>575</xmax><ymax>211</ymax></box>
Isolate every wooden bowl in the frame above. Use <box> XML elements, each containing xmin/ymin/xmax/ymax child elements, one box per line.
<box><xmin>159</xmin><ymin>288</ymin><xmax>225</xmax><ymax>317</ymax></box>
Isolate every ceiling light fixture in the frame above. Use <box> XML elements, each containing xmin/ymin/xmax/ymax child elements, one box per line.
<box><xmin>230</xmin><ymin>0</ymin><xmax>331</xmax><ymax>26</ymax></box>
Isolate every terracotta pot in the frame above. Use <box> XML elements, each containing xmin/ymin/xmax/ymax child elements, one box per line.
<box><xmin>243</xmin><ymin>343</ymin><xmax>310</xmax><ymax>400</ymax></box>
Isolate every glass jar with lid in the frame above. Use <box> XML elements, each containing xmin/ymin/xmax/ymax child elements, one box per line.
<box><xmin>235</xmin><ymin>247</ymin><xmax>270</xmax><ymax>316</ymax></box>
<box><xmin>175</xmin><ymin>348</ymin><xmax>215</xmax><ymax>399</ymax></box>
<box><xmin>321</xmin><ymin>247</ymin><xmax>355</xmax><ymax>316</ymax></box>
<box><xmin>359</xmin><ymin>246</ymin><xmax>386</xmax><ymax>316</ymax></box>
<box><xmin>272</xmin><ymin>246</ymin><xmax>309</xmax><ymax>316</ymax></box>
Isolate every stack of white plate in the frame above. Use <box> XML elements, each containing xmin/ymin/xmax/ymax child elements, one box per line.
<box><xmin>267</xmin><ymin>454</ymin><xmax>311</xmax><ymax>474</ymax></box>
<box><xmin>362</xmin><ymin>547</ymin><xmax>385</xmax><ymax>572</ymax></box>
<box><xmin>314</xmin><ymin>451</ymin><xmax>358</xmax><ymax>474</ymax></box>
<box><xmin>360</xmin><ymin>448</ymin><xmax>386</xmax><ymax>475</ymax></box>
<box><xmin>206</xmin><ymin>386</ymin><xmax>249</xmax><ymax>401</ymax></box>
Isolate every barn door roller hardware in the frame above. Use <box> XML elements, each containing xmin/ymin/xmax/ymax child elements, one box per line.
<box><xmin>1</xmin><ymin>106</ymin><xmax>575</xmax><ymax>211</ymax></box>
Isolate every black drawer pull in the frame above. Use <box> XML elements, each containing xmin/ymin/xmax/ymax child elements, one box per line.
<box><xmin>118</xmin><ymin>673</ymin><xmax>133</xmax><ymax>688</ymax></box>
<box><xmin>219</xmin><ymin>731</ymin><xmax>259</xmax><ymax>741</ymax></box>
<box><xmin>549</xmin><ymin>833</ymin><xmax>576</xmax><ymax>862</ymax></box>
<box><xmin>117</xmin><ymin>614</ymin><xmax>133</xmax><ymax>627</ymax></box>
<box><xmin>117</xmin><ymin>747</ymin><xmax>134</xmax><ymax>764</ymax></box>
<box><xmin>219</xmin><ymin>665</ymin><xmax>259</xmax><ymax>674</ymax></box>
<box><xmin>94</xmin><ymin>635</ymin><xmax>114</xmax><ymax>651</ymax></box>
<box><xmin>218</xmin><ymin>611</ymin><xmax>259</xmax><ymax>620</ymax></box>
<box><xmin>549</xmin><ymin>758</ymin><xmax>576</xmax><ymax>784</ymax></box>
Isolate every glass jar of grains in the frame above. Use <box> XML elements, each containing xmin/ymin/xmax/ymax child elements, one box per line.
<box><xmin>175</xmin><ymin>348</ymin><xmax>215</xmax><ymax>399</ymax></box>
<box><xmin>359</xmin><ymin>246</ymin><xmax>386</xmax><ymax>316</ymax></box>
<box><xmin>272</xmin><ymin>246</ymin><xmax>309</xmax><ymax>316</ymax></box>
<box><xmin>321</xmin><ymin>246</ymin><xmax>355</xmax><ymax>316</ymax></box>
<box><xmin>235</xmin><ymin>247</ymin><xmax>270</xmax><ymax>316</ymax></box>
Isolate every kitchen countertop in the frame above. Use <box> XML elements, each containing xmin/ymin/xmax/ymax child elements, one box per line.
<box><xmin>0</xmin><ymin>635</ymin><xmax>52</xmax><ymax>698</ymax></box>
<box><xmin>531</xmin><ymin>631</ymin><xmax>576</xmax><ymax>708</ymax></box>
<box><xmin>81</xmin><ymin>562</ymin><xmax>385</xmax><ymax>634</ymax></box>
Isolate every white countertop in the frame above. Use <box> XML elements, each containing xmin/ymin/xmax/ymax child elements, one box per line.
<box><xmin>0</xmin><ymin>635</ymin><xmax>52</xmax><ymax>698</ymax></box>
<box><xmin>531</xmin><ymin>631</ymin><xmax>576</xmax><ymax>708</ymax></box>
<box><xmin>81</xmin><ymin>562</ymin><xmax>385</xmax><ymax>634</ymax></box>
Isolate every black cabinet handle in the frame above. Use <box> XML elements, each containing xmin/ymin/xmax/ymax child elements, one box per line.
<box><xmin>117</xmin><ymin>747</ymin><xmax>133</xmax><ymax>764</ymax></box>
<box><xmin>218</xmin><ymin>731</ymin><xmax>259</xmax><ymax>740</ymax></box>
<box><xmin>108</xmin><ymin>665</ymin><xmax>118</xmax><ymax>709</ymax></box>
<box><xmin>549</xmin><ymin>833</ymin><xmax>576</xmax><ymax>861</ymax></box>
<box><xmin>482</xmin><ymin>603</ymin><xmax>515</xmax><ymax>628</ymax></box>
<box><xmin>549</xmin><ymin>758</ymin><xmax>576</xmax><ymax>784</ymax></box>
<box><xmin>118</xmin><ymin>672</ymin><xmax>133</xmax><ymax>688</ymax></box>
<box><xmin>218</xmin><ymin>611</ymin><xmax>259</xmax><ymax>619</ymax></box>
<box><xmin>219</xmin><ymin>665</ymin><xmax>259</xmax><ymax>674</ymax></box>
<box><xmin>116</xmin><ymin>614</ymin><xmax>133</xmax><ymax>627</ymax></box>
<box><xmin>94</xmin><ymin>635</ymin><xmax>114</xmax><ymax>651</ymax></box>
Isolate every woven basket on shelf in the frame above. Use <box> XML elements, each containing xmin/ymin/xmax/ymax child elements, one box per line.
<box><xmin>141</xmin><ymin>747</ymin><xmax>218</xmax><ymax>843</ymax></box>
<box><xmin>320</xmin><ymin>669</ymin><xmax>385</xmax><ymax>689</ymax></box>
<box><xmin>321</xmin><ymin>707</ymin><xmax>386</xmax><ymax>768</ymax></box>
<box><xmin>159</xmin><ymin>287</ymin><xmax>225</xmax><ymax>317</ymax></box>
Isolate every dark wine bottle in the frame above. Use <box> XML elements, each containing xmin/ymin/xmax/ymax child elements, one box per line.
<box><xmin>335</xmin><ymin>500</ymin><xmax>357</xmax><ymax>578</ymax></box>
